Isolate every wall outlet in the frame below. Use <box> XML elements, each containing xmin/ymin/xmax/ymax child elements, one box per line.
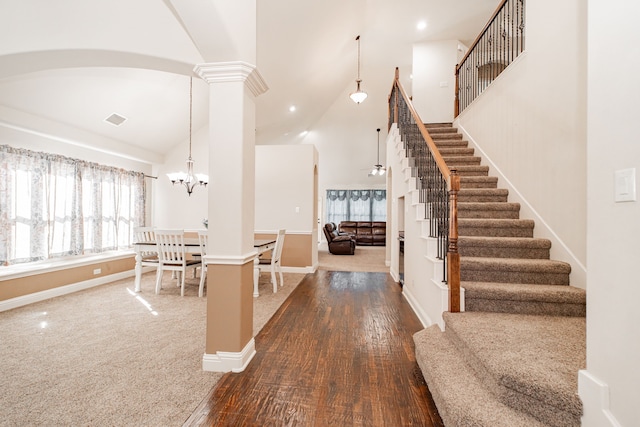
<box><xmin>93</xmin><ymin>268</ymin><xmax>101</xmax><ymax>275</ymax></box>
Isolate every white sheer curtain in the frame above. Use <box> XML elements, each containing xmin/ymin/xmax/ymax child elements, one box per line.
<box><xmin>0</xmin><ymin>145</ymin><xmax>145</xmax><ymax>265</ymax></box>
<box><xmin>326</xmin><ymin>189</ymin><xmax>386</xmax><ymax>224</ymax></box>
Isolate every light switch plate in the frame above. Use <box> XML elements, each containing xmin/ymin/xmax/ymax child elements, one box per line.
<box><xmin>614</xmin><ymin>168</ymin><xmax>636</xmax><ymax>202</ymax></box>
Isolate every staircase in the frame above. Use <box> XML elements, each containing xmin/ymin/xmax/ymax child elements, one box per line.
<box><xmin>410</xmin><ymin>124</ymin><xmax>586</xmax><ymax>427</ymax></box>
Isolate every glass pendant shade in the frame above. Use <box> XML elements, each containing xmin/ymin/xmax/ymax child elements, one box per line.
<box><xmin>350</xmin><ymin>35</ymin><xmax>367</xmax><ymax>104</ymax></box>
<box><xmin>350</xmin><ymin>80</ymin><xmax>368</xmax><ymax>104</ymax></box>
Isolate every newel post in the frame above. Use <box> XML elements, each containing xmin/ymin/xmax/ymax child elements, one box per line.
<box><xmin>447</xmin><ymin>169</ymin><xmax>461</xmax><ymax>312</ymax></box>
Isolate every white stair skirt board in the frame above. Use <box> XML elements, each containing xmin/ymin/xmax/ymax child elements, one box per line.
<box><xmin>202</xmin><ymin>338</ymin><xmax>256</xmax><ymax>373</ymax></box>
<box><xmin>578</xmin><ymin>370</ymin><xmax>623</xmax><ymax>427</ymax></box>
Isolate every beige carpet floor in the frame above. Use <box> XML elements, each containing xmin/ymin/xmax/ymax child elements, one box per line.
<box><xmin>0</xmin><ymin>270</ymin><xmax>305</xmax><ymax>427</ymax></box>
<box><xmin>317</xmin><ymin>242</ymin><xmax>389</xmax><ymax>273</ymax></box>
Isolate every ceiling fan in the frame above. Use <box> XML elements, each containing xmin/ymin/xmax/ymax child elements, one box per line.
<box><xmin>369</xmin><ymin>128</ymin><xmax>386</xmax><ymax>177</ymax></box>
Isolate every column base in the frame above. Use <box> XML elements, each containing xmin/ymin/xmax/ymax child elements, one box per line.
<box><xmin>202</xmin><ymin>338</ymin><xmax>256</xmax><ymax>373</ymax></box>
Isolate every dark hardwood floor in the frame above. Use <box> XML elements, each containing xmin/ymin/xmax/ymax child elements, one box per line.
<box><xmin>183</xmin><ymin>270</ymin><xmax>444</xmax><ymax>426</ymax></box>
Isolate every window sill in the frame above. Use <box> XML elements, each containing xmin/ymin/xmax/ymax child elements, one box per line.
<box><xmin>0</xmin><ymin>250</ymin><xmax>135</xmax><ymax>281</ymax></box>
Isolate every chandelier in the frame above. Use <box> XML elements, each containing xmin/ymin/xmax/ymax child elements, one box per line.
<box><xmin>370</xmin><ymin>128</ymin><xmax>386</xmax><ymax>176</ymax></box>
<box><xmin>349</xmin><ymin>35</ymin><xmax>368</xmax><ymax>104</ymax></box>
<box><xmin>167</xmin><ymin>77</ymin><xmax>209</xmax><ymax>196</ymax></box>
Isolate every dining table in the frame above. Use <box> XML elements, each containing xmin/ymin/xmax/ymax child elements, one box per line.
<box><xmin>133</xmin><ymin>237</ymin><xmax>276</xmax><ymax>297</ymax></box>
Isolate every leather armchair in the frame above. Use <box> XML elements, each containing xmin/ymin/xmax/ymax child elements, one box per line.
<box><xmin>323</xmin><ymin>223</ymin><xmax>356</xmax><ymax>255</ymax></box>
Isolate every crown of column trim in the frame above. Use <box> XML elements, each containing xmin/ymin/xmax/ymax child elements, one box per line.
<box><xmin>194</xmin><ymin>61</ymin><xmax>268</xmax><ymax>97</ymax></box>
<box><xmin>203</xmin><ymin>252</ymin><xmax>257</xmax><ymax>265</ymax></box>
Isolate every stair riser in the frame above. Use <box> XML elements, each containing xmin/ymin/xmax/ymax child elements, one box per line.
<box><xmin>464</xmin><ymin>298</ymin><xmax>586</xmax><ymax>317</ymax></box>
<box><xmin>458</xmin><ymin>195</ymin><xmax>509</xmax><ymax>203</ymax></box>
<box><xmin>460</xmin><ymin>269</ymin><xmax>570</xmax><ymax>285</ymax></box>
<box><xmin>444</xmin><ymin>158</ymin><xmax>482</xmax><ymax>166</ymax></box>
<box><xmin>459</xmin><ymin>179</ymin><xmax>499</xmax><ymax>189</ymax></box>
<box><xmin>459</xmin><ymin>209</ymin><xmax>520</xmax><ymax>219</ymax></box>
<box><xmin>453</xmin><ymin>168</ymin><xmax>489</xmax><ymax>177</ymax></box>
<box><xmin>434</xmin><ymin>141</ymin><xmax>469</xmax><ymax>148</ymax></box>
<box><xmin>431</xmin><ymin>134</ymin><xmax>463</xmax><ymax>140</ymax></box>
<box><xmin>458</xmin><ymin>226</ymin><xmax>534</xmax><ymax>238</ymax></box>
<box><xmin>439</xmin><ymin>149</ymin><xmax>475</xmax><ymax>156</ymax></box>
<box><xmin>459</xmin><ymin>247</ymin><xmax>550</xmax><ymax>259</ymax></box>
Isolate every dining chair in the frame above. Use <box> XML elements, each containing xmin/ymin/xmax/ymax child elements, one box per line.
<box><xmin>258</xmin><ymin>228</ymin><xmax>286</xmax><ymax>293</ymax></box>
<box><xmin>133</xmin><ymin>226</ymin><xmax>161</xmax><ymax>280</ymax></box>
<box><xmin>154</xmin><ymin>229</ymin><xmax>202</xmax><ymax>296</ymax></box>
<box><xmin>190</xmin><ymin>229</ymin><xmax>207</xmax><ymax>279</ymax></box>
<box><xmin>197</xmin><ymin>229</ymin><xmax>208</xmax><ymax>297</ymax></box>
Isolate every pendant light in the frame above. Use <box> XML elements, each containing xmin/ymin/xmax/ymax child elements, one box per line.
<box><xmin>166</xmin><ymin>77</ymin><xmax>209</xmax><ymax>196</ymax></box>
<box><xmin>349</xmin><ymin>35</ymin><xmax>368</xmax><ymax>104</ymax></box>
<box><xmin>370</xmin><ymin>128</ymin><xmax>386</xmax><ymax>176</ymax></box>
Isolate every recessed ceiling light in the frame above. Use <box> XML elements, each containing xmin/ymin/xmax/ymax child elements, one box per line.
<box><xmin>289</xmin><ymin>105</ymin><xmax>296</xmax><ymax>112</ymax></box>
<box><xmin>300</xmin><ymin>130</ymin><xmax>308</xmax><ymax>137</ymax></box>
<box><xmin>417</xmin><ymin>21</ymin><xmax>427</xmax><ymax>31</ymax></box>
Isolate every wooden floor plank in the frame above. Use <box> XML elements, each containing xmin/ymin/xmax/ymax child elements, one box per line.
<box><xmin>183</xmin><ymin>270</ymin><xmax>443</xmax><ymax>427</ymax></box>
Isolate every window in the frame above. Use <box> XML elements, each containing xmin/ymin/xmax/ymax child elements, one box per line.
<box><xmin>0</xmin><ymin>145</ymin><xmax>145</xmax><ymax>265</ymax></box>
<box><xmin>326</xmin><ymin>189</ymin><xmax>386</xmax><ymax>224</ymax></box>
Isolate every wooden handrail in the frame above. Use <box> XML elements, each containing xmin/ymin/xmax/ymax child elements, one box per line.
<box><xmin>392</xmin><ymin>69</ymin><xmax>451</xmax><ymax>187</ymax></box>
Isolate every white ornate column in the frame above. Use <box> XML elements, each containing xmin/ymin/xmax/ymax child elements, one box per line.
<box><xmin>194</xmin><ymin>62</ymin><xmax>267</xmax><ymax>372</ymax></box>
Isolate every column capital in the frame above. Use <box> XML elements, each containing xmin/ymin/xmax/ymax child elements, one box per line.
<box><xmin>194</xmin><ymin>61</ymin><xmax>268</xmax><ymax>97</ymax></box>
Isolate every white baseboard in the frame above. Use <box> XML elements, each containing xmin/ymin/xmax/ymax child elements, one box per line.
<box><xmin>402</xmin><ymin>285</ymin><xmax>433</xmax><ymax>328</ymax></box>
<box><xmin>0</xmin><ymin>269</ymin><xmax>138</xmax><ymax>312</ymax></box>
<box><xmin>578</xmin><ymin>370</ymin><xmax>623</xmax><ymax>427</ymax></box>
<box><xmin>281</xmin><ymin>266</ymin><xmax>315</xmax><ymax>274</ymax></box>
<box><xmin>202</xmin><ymin>338</ymin><xmax>256</xmax><ymax>373</ymax></box>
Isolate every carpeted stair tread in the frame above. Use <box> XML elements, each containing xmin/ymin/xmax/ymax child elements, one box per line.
<box><xmin>428</xmin><ymin>126</ymin><xmax>458</xmax><ymax>133</ymax></box>
<box><xmin>449</xmin><ymin>165</ymin><xmax>489</xmax><ymax>176</ymax></box>
<box><xmin>431</xmin><ymin>132</ymin><xmax>463</xmax><ymax>140</ymax></box>
<box><xmin>414</xmin><ymin>325</ymin><xmax>547</xmax><ymax>427</ymax></box>
<box><xmin>433</xmin><ymin>139</ymin><xmax>469</xmax><ymax>148</ymax></box>
<box><xmin>458</xmin><ymin>188</ymin><xmax>509</xmax><ymax>203</ymax></box>
<box><xmin>459</xmin><ymin>176</ymin><xmax>498</xmax><ymax>189</ymax></box>
<box><xmin>462</xmin><ymin>281</ymin><xmax>586</xmax><ymax>316</ymax></box>
<box><xmin>461</xmin><ymin>257</ymin><xmax>571</xmax><ymax>285</ymax></box>
<box><xmin>458</xmin><ymin>236</ymin><xmax>550</xmax><ymax>258</ymax></box>
<box><xmin>442</xmin><ymin>312</ymin><xmax>584</xmax><ymax>426</ymax></box>
<box><xmin>443</xmin><ymin>156</ymin><xmax>482</xmax><ymax>165</ymax></box>
<box><xmin>458</xmin><ymin>218</ymin><xmax>535</xmax><ymax>237</ymax></box>
<box><xmin>462</xmin><ymin>256</ymin><xmax>571</xmax><ymax>273</ymax></box>
<box><xmin>438</xmin><ymin>147</ymin><xmax>475</xmax><ymax>156</ymax></box>
<box><xmin>424</xmin><ymin>122</ymin><xmax>453</xmax><ymax>128</ymax></box>
<box><xmin>458</xmin><ymin>202</ymin><xmax>521</xmax><ymax>219</ymax></box>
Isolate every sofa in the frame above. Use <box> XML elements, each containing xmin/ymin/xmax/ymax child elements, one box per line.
<box><xmin>323</xmin><ymin>223</ymin><xmax>356</xmax><ymax>255</ymax></box>
<box><xmin>338</xmin><ymin>221</ymin><xmax>386</xmax><ymax>246</ymax></box>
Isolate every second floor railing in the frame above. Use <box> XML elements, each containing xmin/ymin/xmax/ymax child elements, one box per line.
<box><xmin>455</xmin><ymin>0</ymin><xmax>526</xmax><ymax>116</ymax></box>
<box><xmin>389</xmin><ymin>68</ymin><xmax>460</xmax><ymax>313</ymax></box>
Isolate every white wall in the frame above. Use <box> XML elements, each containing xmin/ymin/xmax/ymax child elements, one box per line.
<box><xmin>255</xmin><ymin>144</ymin><xmax>318</xmax><ymax>233</ymax></box>
<box><xmin>578</xmin><ymin>2</ymin><xmax>640</xmax><ymax>426</ymax></box>
<box><xmin>0</xmin><ymin>106</ymin><xmax>155</xmax><ymax>173</ymax></box>
<box><xmin>296</xmin><ymin>51</ymin><xmax>413</xmax><ymax>226</ymax></box>
<box><xmin>453</xmin><ymin>0</ymin><xmax>587</xmax><ymax>288</ymax></box>
<box><xmin>152</xmin><ymin>126</ymin><xmax>209</xmax><ymax>229</ymax></box>
<box><xmin>412</xmin><ymin>40</ymin><xmax>466</xmax><ymax>124</ymax></box>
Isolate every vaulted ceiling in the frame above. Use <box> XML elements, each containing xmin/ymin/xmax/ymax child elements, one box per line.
<box><xmin>0</xmin><ymin>0</ymin><xmax>499</xmax><ymax>163</ymax></box>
